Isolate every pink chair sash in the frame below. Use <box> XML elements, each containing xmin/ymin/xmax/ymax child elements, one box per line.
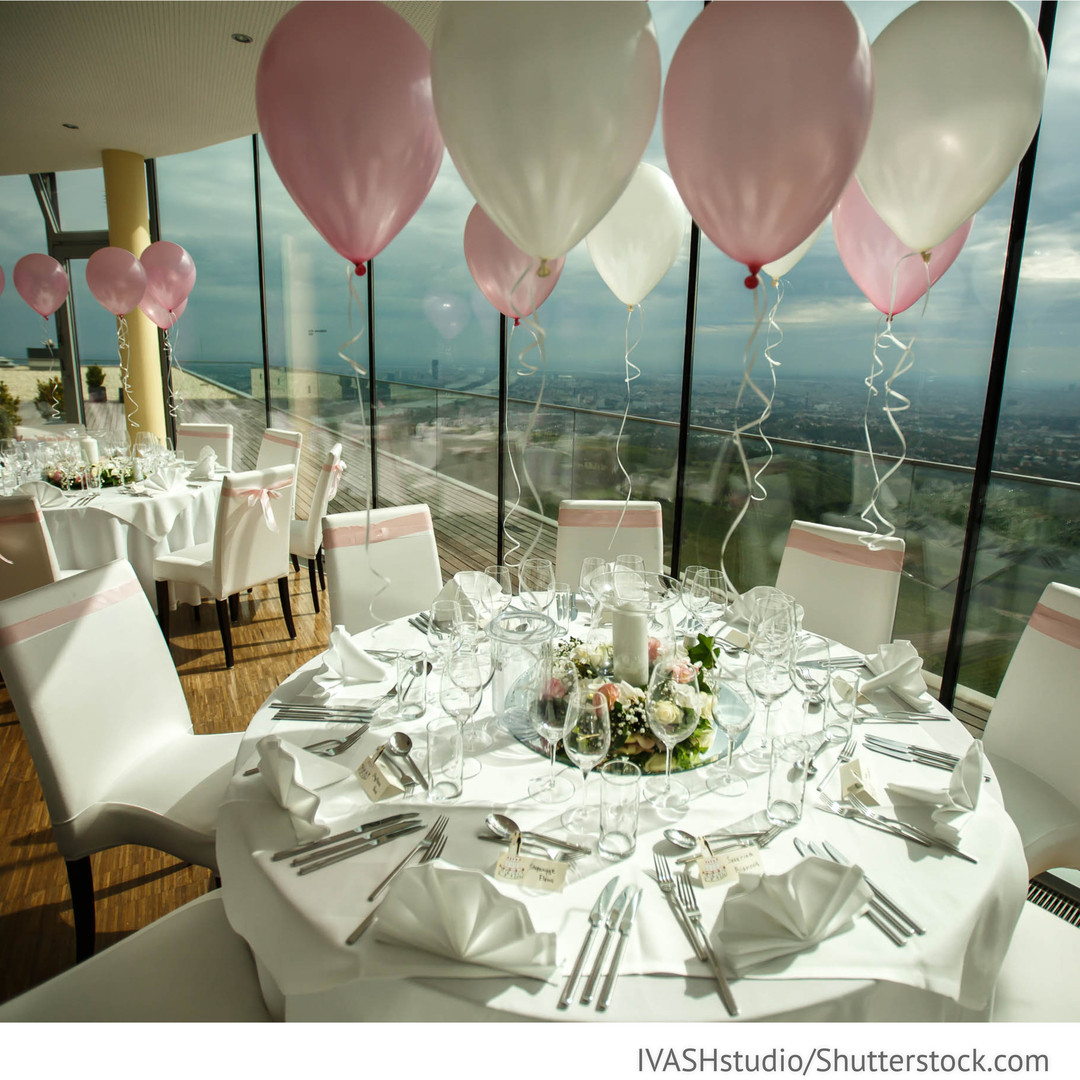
<box><xmin>1028</xmin><ymin>602</ymin><xmax>1080</xmax><ymax>650</ymax></box>
<box><xmin>324</xmin><ymin>459</ymin><xmax>346</xmax><ymax>501</ymax></box>
<box><xmin>323</xmin><ymin>510</ymin><xmax>432</xmax><ymax>550</ymax></box>
<box><xmin>224</xmin><ymin>477</ymin><xmax>294</xmax><ymax>532</ymax></box>
<box><xmin>0</xmin><ymin>578</ymin><xmax>142</xmax><ymax>646</ymax></box>
<box><xmin>263</xmin><ymin>431</ymin><xmax>301</xmax><ymax>449</ymax></box>
<box><xmin>785</xmin><ymin>526</ymin><xmax>904</xmax><ymax>573</ymax></box>
<box><xmin>558</xmin><ymin>505</ymin><xmax>661</xmax><ymax>529</ymax></box>
<box><xmin>181</xmin><ymin>425</ymin><xmax>231</xmax><ymax>439</ymax></box>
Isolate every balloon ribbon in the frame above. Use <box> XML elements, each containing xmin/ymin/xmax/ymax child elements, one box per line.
<box><xmin>607</xmin><ymin>304</ymin><xmax>643</xmax><ymax>552</ymax></box>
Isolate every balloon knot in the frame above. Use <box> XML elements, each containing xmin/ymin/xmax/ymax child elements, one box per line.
<box><xmin>744</xmin><ymin>272</ymin><xmax>760</xmax><ymax>290</ymax></box>
<box><xmin>513</xmin><ymin>317</ymin><xmax>520</xmax><ymax>327</ymax></box>
<box><xmin>354</xmin><ymin>263</ymin><xmax>367</xmax><ymax>277</ymax></box>
<box><xmin>536</xmin><ymin>258</ymin><xmax>552</xmax><ymax>279</ymax></box>
<box><xmin>920</xmin><ymin>250</ymin><xmax>932</xmax><ymax>264</ymax></box>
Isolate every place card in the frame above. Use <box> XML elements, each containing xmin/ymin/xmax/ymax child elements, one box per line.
<box><xmin>840</xmin><ymin>757</ymin><xmax>886</xmax><ymax>806</ymax></box>
<box><xmin>716</xmin><ymin>625</ymin><xmax>749</xmax><ymax>651</ymax></box>
<box><xmin>697</xmin><ymin>844</ymin><xmax>764</xmax><ymax>888</ymax></box>
<box><xmin>357</xmin><ymin>756</ymin><xmax>404</xmax><ymax>802</ymax></box>
<box><xmin>493</xmin><ymin>850</ymin><xmax>568</xmax><ymax>893</ymax></box>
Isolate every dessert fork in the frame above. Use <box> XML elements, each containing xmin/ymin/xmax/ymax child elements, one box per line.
<box><xmin>652</xmin><ymin>851</ymin><xmax>706</xmax><ymax>960</ymax></box>
<box><xmin>674</xmin><ymin>869</ymin><xmax>738</xmax><ymax>1017</ymax></box>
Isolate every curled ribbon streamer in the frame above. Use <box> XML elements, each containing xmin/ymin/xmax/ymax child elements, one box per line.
<box><xmin>717</xmin><ymin>287</ymin><xmax>770</xmax><ymax>598</ymax></box>
<box><xmin>339</xmin><ymin>264</ymin><xmax>392</xmax><ymax>628</ymax></box>
<box><xmin>0</xmin><ymin>549</ymin><xmax>13</xmax><ymax>566</ymax></box>
<box><xmin>41</xmin><ymin>320</ymin><xmax>61</xmax><ymax>420</ymax></box>
<box><xmin>607</xmin><ymin>304</ymin><xmax>644</xmax><ymax>552</ymax></box>
<box><xmin>500</xmin><ymin>321</ymin><xmax>524</xmax><ymax>568</ymax></box>
<box><xmin>117</xmin><ymin>315</ymin><xmax>140</xmax><ymax>436</ymax></box>
<box><xmin>750</xmin><ymin>279</ymin><xmax>786</xmax><ymax>503</ymax></box>
<box><xmin>163</xmin><ymin>319</ymin><xmax>185</xmax><ymax>420</ymax></box>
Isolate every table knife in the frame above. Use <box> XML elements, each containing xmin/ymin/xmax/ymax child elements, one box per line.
<box><xmin>581</xmin><ymin>885</ymin><xmax>631</xmax><ymax>1005</ymax></box>
<box><xmin>271</xmin><ymin>813</ymin><xmax>419</xmax><ymax>862</ymax></box>
<box><xmin>597</xmin><ymin>887</ymin><xmax>642</xmax><ymax>1011</ymax></box>
<box><xmin>557</xmin><ymin>876</ymin><xmax>619</xmax><ymax>1010</ymax></box>
<box><xmin>291</xmin><ymin>818</ymin><xmax>426</xmax><ymax>867</ymax></box>
<box><xmin>295</xmin><ymin>822</ymin><xmax>425</xmax><ymax>875</ymax></box>
<box><xmin>822</xmin><ymin>840</ymin><xmax>925</xmax><ymax>935</ymax></box>
<box><xmin>806</xmin><ymin>840</ymin><xmax>909</xmax><ymax>944</ymax></box>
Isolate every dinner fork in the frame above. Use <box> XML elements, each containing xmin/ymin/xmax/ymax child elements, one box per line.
<box><xmin>652</xmin><ymin>851</ymin><xmax>706</xmax><ymax>960</ymax></box>
<box><xmin>817</xmin><ymin>796</ymin><xmax>932</xmax><ymax>847</ymax></box>
<box><xmin>815</xmin><ymin>735</ymin><xmax>857</xmax><ymax>792</ymax></box>
<box><xmin>367</xmin><ymin>814</ymin><xmax>448</xmax><ymax>901</ymax></box>
<box><xmin>241</xmin><ymin>725</ymin><xmax>369</xmax><ymax>776</ymax></box>
<box><xmin>674</xmin><ymin>869</ymin><xmax>738</xmax><ymax>1017</ymax></box>
<box><xmin>847</xmin><ymin>794</ymin><xmax>977</xmax><ymax>864</ymax></box>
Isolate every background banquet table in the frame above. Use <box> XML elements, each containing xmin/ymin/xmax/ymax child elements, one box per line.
<box><xmin>216</xmin><ymin>612</ymin><xmax>1028</xmax><ymax>1023</ymax></box>
<box><xmin>42</xmin><ymin>479</ymin><xmax>219</xmax><ymax>611</ymax></box>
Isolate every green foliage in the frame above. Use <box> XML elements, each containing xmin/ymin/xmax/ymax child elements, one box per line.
<box><xmin>36</xmin><ymin>377</ymin><xmax>64</xmax><ymax>413</ymax></box>
<box><xmin>687</xmin><ymin>633</ymin><xmax>716</xmax><ymax>692</ymax></box>
<box><xmin>85</xmin><ymin>364</ymin><xmax>106</xmax><ymax>389</ymax></box>
<box><xmin>0</xmin><ymin>382</ymin><xmax>21</xmax><ymax>441</ymax></box>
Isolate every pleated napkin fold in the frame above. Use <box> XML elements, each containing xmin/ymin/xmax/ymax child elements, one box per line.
<box><xmin>374</xmin><ymin>865</ymin><xmax>557</xmax><ymax>979</ymax></box>
<box><xmin>186</xmin><ymin>445</ymin><xmax>218</xmax><ymax>480</ymax></box>
<box><xmin>256</xmin><ymin>734</ymin><xmax>354</xmax><ymax>842</ymax></box>
<box><xmin>432</xmin><ymin>576</ymin><xmax>477</xmax><ymax>620</ymax></box>
<box><xmin>858</xmin><ymin>640</ymin><xmax>935</xmax><ymax>711</ymax></box>
<box><xmin>306</xmin><ymin>624</ymin><xmax>391</xmax><ymax>701</ymax></box>
<box><xmin>16</xmin><ymin>480</ymin><xmax>66</xmax><ymax>507</ymax></box>
<box><xmin>716</xmin><ymin>857</ymin><xmax>872</xmax><ymax>974</ymax></box>
<box><xmin>140</xmin><ymin>466</ymin><xmax>188</xmax><ymax>493</ymax></box>
<box><xmin>887</xmin><ymin>740</ymin><xmax>984</xmax><ymax>843</ymax></box>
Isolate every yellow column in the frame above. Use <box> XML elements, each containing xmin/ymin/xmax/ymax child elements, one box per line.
<box><xmin>101</xmin><ymin>149</ymin><xmax>167</xmax><ymax>443</ymax></box>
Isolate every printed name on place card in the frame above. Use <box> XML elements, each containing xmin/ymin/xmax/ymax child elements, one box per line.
<box><xmin>357</xmin><ymin>756</ymin><xmax>403</xmax><ymax>802</ymax></box>
<box><xmin>697</xmin><ymin>845</ymin><xmax>764</xmax><ymax>888</ymax></box>
<box><xmin>493</xmin><ymin>851</ymin><xmax>567</xmax><ymax>893</ymax></box>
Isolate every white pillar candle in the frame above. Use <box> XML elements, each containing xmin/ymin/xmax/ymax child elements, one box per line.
<box><xmin>80</xmin><ymin>436</ymin><xmax>100</xmax><ymax>465</ymax></box>
<box><xmin>612</xmin><ymin>606</ymin><xmax>649</xmax><ymax>687</ymax></box>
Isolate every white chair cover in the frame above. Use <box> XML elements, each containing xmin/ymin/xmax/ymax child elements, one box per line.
<box><xmin>256</xmin><ymin>429</ymin><xmax>302</xmax><ymax>517</ymax></box>
<box><xmin>774</xmin><ymin>520</ymin><xmax>905</xmax><ymax>654</ymax></box>
<box><xmin>154</xmin><ymin>464</ymin><xmax>295</xmax><ymax>601</ymax></box>
<box><xmin>554</xmin><ymin>499</ymin><xmax>664</xmax><ymax>589</ymax></box>
<box><xmin>0</xmin><ymin>559</ymin><xmax>240</xmax><ymax>866</ymax></box>
<box><xmin>290</xmin><ymin>443</ymin><xmax>342</xmax><ymax>561</ymax></box>
<box><xmin>323</xmin><ymin>504</ymin><xmax>442</xmax><ymax>633</ymax></box>
<box><xmin>983</xmin><ymin>581</ymin><xmax>1080</xmax><ymax>877</ymax></box>
<box><xmin>175</xmin><ymin>422</ymin><xmax>234</xmax><ymax>470</ymax></box>
<box><xmin>0</xmin><ymin>892</ymin><xmax>270</xmax><ymax>1021</ymax></box>
<box><xmin>0</xmin><ymin>495</ymin><xmax>60</xmax><ymax>601</ymax></box>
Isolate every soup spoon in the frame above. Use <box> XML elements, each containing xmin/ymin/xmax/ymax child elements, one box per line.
<box><xmin>388</xmin><ymin>731</ymin><xmax>428</xmax><ymax>791</ymax></box>
<box><xmin>484</xmin><ymin>812</ymin><xmax>592</xmax><ymax>855</ymax></box>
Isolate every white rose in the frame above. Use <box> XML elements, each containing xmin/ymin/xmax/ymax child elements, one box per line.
<box><xmin>653</xmin><ymin>700</ymin><xmax>682</xmax><ymax>727</ymax></box>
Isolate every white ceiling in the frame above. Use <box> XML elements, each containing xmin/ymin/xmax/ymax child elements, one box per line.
<box><xmin>0</xmin><ymin>1</ymin><xmax>443</xmax><ymax>177</ymax></box>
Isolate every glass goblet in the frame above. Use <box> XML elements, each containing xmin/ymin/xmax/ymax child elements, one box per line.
<box><xmin>527</xmin><ymin>658</ymin><xmax>577</xmax><ymax>804</ymax></box>
<box><xmin>439</xmin><ymin>652</ymin><xmax>484</xmax><ymax>779</ymax></box>
<box><xmin>643</xmin><ymin>654</ymin><xmax>700</xmax><ymax>815</ymax></box>
<box><xmin>680</xmin><ymin>565</ymin><xmax>710</xmax><ymax>633</ymax></box>
<box><xmin>705</xmin><ymin>674</ymin><xmax>754</xmax><ymax>796</ymax></box>
<box><xmin>743</xmin><ymin>652</ymin><xmax>794</xmax><ymax>765</ymax></box>
<box><xmin>790</xmin><ymin>632</ymin><xmax>831</xmax><ymax>735</ymax></box>
<box><xmin>578</xmin><ymin>556</ymin><xmax>608</xmax><ymax>616</ymax></box>
<box><xmin>482</xmin><ymin>564</ymin><xmax>513</xmax><ymax>622</ymax></box>
<box><xmin>561</xmin><ymin>687</ymin><xmax>611</xmax><ymax>830</ymax></box>
<box><xmin>519</xmin><ymin>557</ymin><xmax>555</xmax><ymax>615</ymax></box>
<box><xmin>426</xmin><ymin>599</ymin><xmax>462</xmax><ymax>662</ymax></box>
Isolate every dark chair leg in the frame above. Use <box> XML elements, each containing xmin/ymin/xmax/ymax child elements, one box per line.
<box><xmin>193</xmin><ymin>603</ymin><xmax>201</xmax><ymax>623</ymax></box>
<box><xmin>307</xmin><ymin>558</ymin><xmax>320</xmax><ymax>614</ymax></box>
<box><xmin>278</xmin><ymin>576</ymin><xmax>296</xmax><ymax>639</ymax></box>
<box><xmin>215</xmin><ymin>598</ymin><xmax>235</xmax><ymax>667</ymax></box>
<box><xmin>316</xmin><ymin>546</ymin><xmax>326</xmax><ymax>591</ymax></box>
<box><xmin>155</xmin><ymin>582</ymin><xmax>170</xmax><ymax>640</ymax></box>
<box><xmin>228</xmin><ymin>592</ymin><xmax>240</xmax><ymax>623</ymax></box>
<box><xmin>66</xmin><ymin>857</ymin><xmax>96</xmax><ymax>963</ymax></box>
<box><xmin>291</xmin><ymin>553</ymin><xmax>300</xmax><ymax>573</ymax></box>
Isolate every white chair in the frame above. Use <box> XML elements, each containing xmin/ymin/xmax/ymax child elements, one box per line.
<box><xmin>290</xmin><ymin>443</ymin><xmax>343</xmax><ymax>615</ymax></box>
<box><xmin>256</xmin><ymin>428</ymin><xmax>302</xmax><ymax>517</ymax></box>
<box><xmin>554</xmin><ymin>499</ymin><xmax>664</xmax><ymax>589</ymax></box>
<box><xmin>175</xmin><ymin>422</ymin><xmax>233</xmax><ymax>470</ymax></box>
<box><xmin>0</xmin><ymin>494</ymin><xmax>61</xmax><ymax>601</ymax></box>
<box><xmin>0</xmin><ymin>560</ymin><xmax>243</xmax><ymax>962</ymax></box>
<box><xmin>774</xmin><ymin>520</ymin><xmax>905</xmax><ymax>654</ymax></box>
<box><xmin>0</xmin><ymin>892</ymin><xmax>270</xmax><ymax>1021</ymax></box>
<box><xmin>983</xmin><ymin>582</ymin><xmax>1080</xmax><ymax>878</ymax></box>
<box><xmin>991</xmin><ymin>900</ymin><xmax>1080</xmax><ymax>1021</ymax></box>
<box><xmin>154</xmin><ymin>464</ymin><xmax>297</xmax><ymax>668</ymax></box>
<box><xmin>322</xmin><ymin>504</ymin><xmax>442</xmax><ymax>634</ymax></box>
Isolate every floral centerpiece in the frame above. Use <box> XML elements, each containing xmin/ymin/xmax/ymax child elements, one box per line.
<box><xmin>43</xmin><ymin>456</ymin><xmax>133</xmax><ymax>490</ymax></box>
<box><xmin>553</xmin><ymin>635</ymin><xmax>717</xmax><ymax>773</ymax></box>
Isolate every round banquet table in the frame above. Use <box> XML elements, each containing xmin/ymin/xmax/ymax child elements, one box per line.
<box><xmin>42</xmin><ymin>478</ymin><xmax>219</xmax><ymax>611</ymax></box>
<box><xmin>216</xmin><ymin>610</ymin><xmax>1028</xmax><ymax>1023</ymax></box>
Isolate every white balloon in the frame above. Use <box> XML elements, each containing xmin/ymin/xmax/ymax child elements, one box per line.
<box><xmin>586</xmin><ymin>164</ymin><xmax>689</xmax><ymax>307</ymax></box>
<box><xmin>856</xmin><ymin>0</ymin><xmax>1046</xmax><ymax>253</ymax></box>
<box><xmin>762</xmin><ymin>219</ymin><xmax>827</xmax><ymax>282</ymax></box>
<box><xmin>432</xmin><ymin>2</ymin><xmax>660</xmax><ymax>263</ymax></box>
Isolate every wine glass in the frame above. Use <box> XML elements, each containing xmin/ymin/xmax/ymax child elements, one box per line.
<box><xmin>743</xmin><ymin>650</ymin><xmax>794</xmax><ymax>765</ymax></box>
<box><xmin>705</xmin><ymin>673</ymin><xmax>755</xmax><ymax>796</ymax></box>
<box><xmin>790</xmin><ymin>632</ymin><xmax>831</xmax><ymax>735</ymax></box>
<box><xmin>519</xmin><ymin>557</ymin><xmax>555</xmax><ymax>615</ymax></box>
<box><xmin>527</xmin><ymin>657</ymin><xmax>577</xmax><ymax>804</ymax></box>
<box><xmin>482</xmin><ymin>564</ymin><xmax>513</xmax><ymax>621</ymax></box>
<box><xmin>680</xmin><ymin>565</ymin><xmax>710</xmax><ymax>633</ymax></box>
<box><xmin>643</xmin><ymin>654</ymin><xmax>701</xmax><ymax>814</ymax></box>
<box><xmin>747</xmin><ymin>590</ymin><xmax>797</xmax><ymax>661</ymax></box>
<box><xmin>426</xmin><ymin>599</ymin><xmax>462</xmax><ymax>661</ymax></box>
<box><xmin>561</xmin><ymin>686</ymin><xmax>611</xmax><ymax>830</ymax></box>
<box><xmin>439</xmin><ymin>650</ymin><xmax>484</xmax><ymax>779</ymax></box>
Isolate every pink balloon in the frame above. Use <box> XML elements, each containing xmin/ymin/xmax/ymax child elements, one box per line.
<box><xmin>139</xmin><ymin>294</ymin><xmax>187</xmax><ymax>330</ymax></box>
<box><xmin>833</xmin><ymin>178</ymin><xmax>973</xmax><ymax>317</ymax></box>
<box><xmin>256</xmin><ymin>2</ymin><xmax>444</xmax><ymax>272</ymax></box>
<box><xmin>140</xmin><ymin>241</ymin><xmax>196</xmax><ymax>313</ymax></box>
<box><xmin>663</xmin><ymin>2</ymin><xmax>873</xmax><ymax>283</ymax></box>
<box><xmin>86</xmin><ymin>247</ymin><xmax>147</xmax><ymax>316</ymax></box>
<box><xmin>464</xmin><ymin>204</ymin><xmax>565</xmax><ymax>323</ymax></box>
<box><xmin>13</xmin><ymin>254</ymin><xmax>69</xmax><ymax>317</ymax></box>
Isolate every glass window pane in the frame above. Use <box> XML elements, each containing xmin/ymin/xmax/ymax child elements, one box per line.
<box><xmin>55</xmin><ymin>167</ymin><xmax>108</xmax><ymax>231</ymax></box>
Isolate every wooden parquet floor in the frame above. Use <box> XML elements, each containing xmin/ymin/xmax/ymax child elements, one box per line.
<box><xmin>0</xmin><ymin>570</ymin><xmax>332</xmax><ymax>1006</ymax></box>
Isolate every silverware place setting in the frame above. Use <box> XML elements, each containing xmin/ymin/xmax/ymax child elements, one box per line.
<box><xmin>272</xmin><ymin>812</ymin><xmax>420</xmax><ymax>862</ymax></box>
<box><xmin>242</xmin><ymin>725</ymin><xmax>369</xmax><ymax>776</ymax></box>
<box><xmin>861</xmin><ymin>734</ymin><xmax>992</xmax><ymax>781</ymax></box>
<box><xmin>366</xmin><ymin>814</ymin><xmax>450</xmax><ymax>901</ymax></box>
<box><xmin>294</xmin><ymin>817</ymin><xmax>427</xmax><ymax>875</ymax></box>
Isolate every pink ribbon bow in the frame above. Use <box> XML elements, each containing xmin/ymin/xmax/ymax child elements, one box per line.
<box><xmin>327</xmin><ymin>460</ymin><xmax>346</xmax><ymax>501</ymax></box>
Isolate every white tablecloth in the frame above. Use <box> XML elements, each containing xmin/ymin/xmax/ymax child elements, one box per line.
<box><xmin>216</xmin><ymin>615</ymin><xmax>1028</xmax><ymax>1023</ymax></box>
<box><xmin>43</xmin><ymin>480</ymin><xmax>219</xmax><ymax>611</ymax></box>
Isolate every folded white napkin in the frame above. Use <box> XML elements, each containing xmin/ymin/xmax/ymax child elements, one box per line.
<box><xmin>887</xmin><ymin>740</ymin><xmax>984</xmax><ymax>843</ymax></box>
<box><xmin>17</xmin><ymin>480</ymin><xmax>67</xmax><ymax>508</ymax></box>
<box><xmin>859</xmin><ymin>640</ymin><xmax>935</xmax><ymax>711</ymax></box>
<box><xmin>374</xmin><ymin>865</ymin><xmax>557</xmax><ymax>979</ymax></box>
<box><xmin>141</xmin><ymin>466</ymin><xmax>187</xmax><ymax>493</ymax></box>
<box><xmin>186</xmin><ymin>445</ymin><xmax>217</xmax><ymax>481</ymax></box>
<box><xmin>726</xmin><ymin>585</ymin><xmax>803</xmax><ymax>629</ymax></box>
<box><xmin>256</xmin><ymin>734</ymin><xmax>354</xmax><ymax>842</ymax></box>
<box><xmin>717</xmin><ymin>857</ymin><xmax>872</xmax><ymax>974</ymax></box>
<box><xmin>306</xmin><ymin>624</ymin><xmax>391</xmax><ymax>702</ymax></box>
<box><xmin>432</xmin><ymin>577</ymin><xmax>476</xmax><ymax>619</ymax></box>
<box><xmin>452</xmin><ymin>570</ymin><xmax>502</xmax><ymax>619</ymax></box>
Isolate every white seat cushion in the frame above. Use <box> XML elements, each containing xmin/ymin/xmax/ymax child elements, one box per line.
<box><xmin>153</xmin><ymin>541</ymin><xmax>214</xmax><ymax>593</ymax></box>
<box><xmin>992</xmin><ymin>901</ymin><xmax>1080</xmax><ymax>1021</ymax></box>
<box><xmin>289</xmin><ymin>518</ymin><xmax>316</xmax><ymax>559</ymax></box>
<box><xmin>0</xmin><ymin>892</ymin><xmax>271</xmax><ymax>1021</ymax></box>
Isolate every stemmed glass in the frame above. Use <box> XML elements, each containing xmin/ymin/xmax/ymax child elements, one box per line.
<box><xmin>790</xmin><ymin>632</ymin><xmax>831</xmax><ymax>735</ymax></box>
<box><xmin>519</xmin><ymin>557</ymin><xmax>555</xmax><ymax>615</ymax></box>
<box><xmin>527</xmin><ymin>656</ymin><xmax>577</xmax><ymax>804</ymax></box>
<box><xmin>482</xmin><ymin>564</ymin><xmax>513</xmax><ymax>622</ymax></box>
<box><xmin>439</xmin><ymin>650</ymin><xmax>485</xmax><ymax>779</ymax></box>
<box><xmin>578</xmin><ymin>556</ymin><xmax>607</xmax><ymax>617</ymax></box>
<box><xmin>680</xmin><ymin>565</ymin><xmax>710</xmax><ymax>633</ymax></box>
<box><xmin>426</xmin><ymin>599</ymin><xmax>462</xmax><ymax>662</ymax></box>
<box><xmin>705</xmin><ymin>673</ymin><xmax>755</xmax><ymax>796</ymax></box>
<box><xmin>643</xmin><ymin>654</ymin><xmax>700</xmax><ymax>814</ymax></box>
<box><xmin>743</xmin><ymin>651</ymin><xmax>794</xmax><ymax>764</ymax></box>
<box><xmin>561</xmin><ymin>686</ymin><xmax>611</xmax><ymax>830</ymax></box>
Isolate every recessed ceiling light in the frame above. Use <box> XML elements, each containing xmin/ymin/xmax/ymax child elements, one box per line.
<box><xmin>231</xmin><ymin>33</ymin><xmax>254</xmax><ymax>44</ymax></box>
<box><xmin>62</xmin><ymin>123</ymin><xmax>79</xmax><ymax>130</ymax></box>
